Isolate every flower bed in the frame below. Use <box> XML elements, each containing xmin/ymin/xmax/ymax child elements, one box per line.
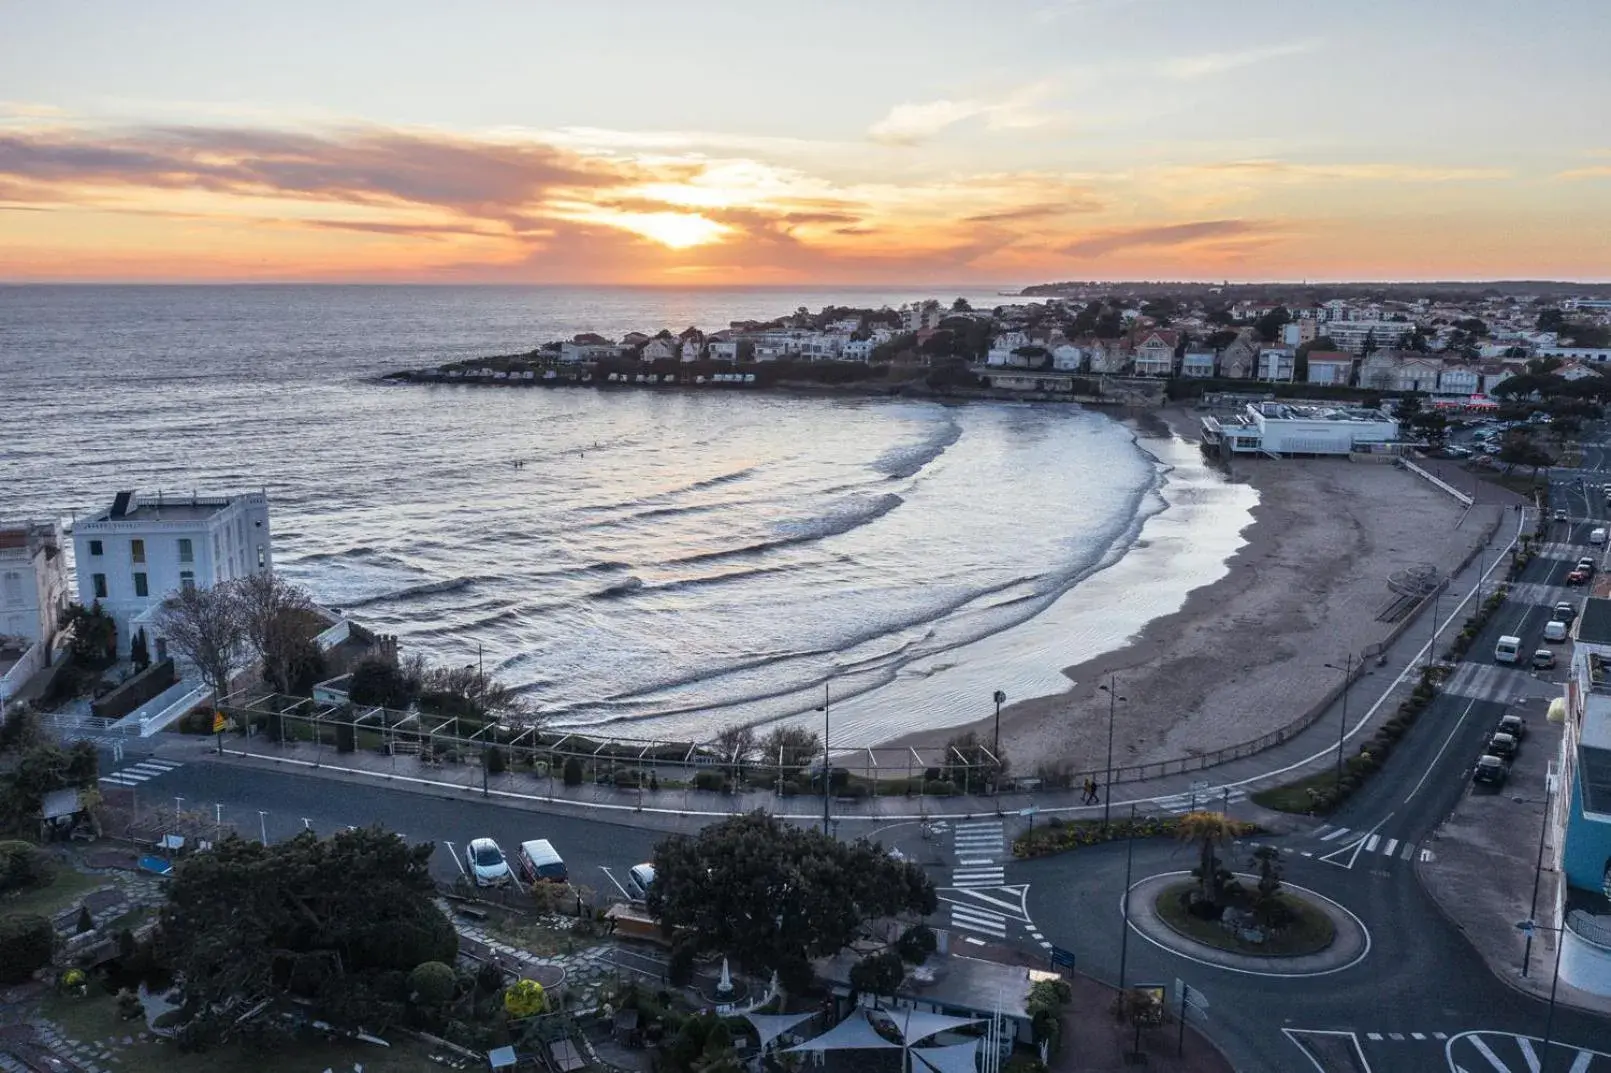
<box><xmin>1013</xmin><ymin>814</ymin><xmax>1260</xmax><ymax>859</ymax></box>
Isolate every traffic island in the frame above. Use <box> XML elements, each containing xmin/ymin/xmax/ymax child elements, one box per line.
<box><xmin>1152</xmin><ymin>880</ymin><xmax>1335</xmax><ymax>957</ymax></box>
<box><xmin>1125</xmin><ymin>871</ymin><xmax>1370</xmax><ymax>976</ymax></box>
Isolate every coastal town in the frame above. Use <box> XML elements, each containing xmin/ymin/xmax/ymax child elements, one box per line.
<box><xmin>8</xmin><ymin>283</ymin><xmax>1611</xmax><ymax>1073</ymax></box>
<box><xmin>393</xmin><ymin>285</ymin><xmax>1611</xmax><ymax>410</ymax></box>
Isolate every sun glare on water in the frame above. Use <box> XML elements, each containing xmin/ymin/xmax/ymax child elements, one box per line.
<box><xmin>615</xmin><ymin>211</ymin><xmax>730</xmax><ymax>249</ymax></box>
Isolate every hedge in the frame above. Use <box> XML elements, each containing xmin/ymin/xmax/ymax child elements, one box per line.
<box><xmin>0</xmin><ymin>841</ymin><xmax>55</xmax><ymax>895</ymax></box>
<box><xmin>1014</xmin><ymin>814</ymin><xmax>1260</xmax><ymax>859</ymax></box>
<box><xmin>0</xmin><ymin>914</ymin><xmax>55</xmax><ymax>984</ymax></box>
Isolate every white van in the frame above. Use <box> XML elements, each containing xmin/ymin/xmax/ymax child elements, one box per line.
<box><xmin>1591</xmin><ymin>528</ymin><xmax>1607</xmax><ymax>546</ymax></box>
<box><xmin>517</xmin><ymin>838</ymin><xmax>568</xmax><ymax>884</ymax></box>
<box><xmin>1544</xmin><ymin>620</ymin><xmax>1570</xmax><ymax>642</ymax></box>
<box><xmin>1495</xmin><ymin>635</ymin><xmax>1522</xmax><ymax>663</ymax></box>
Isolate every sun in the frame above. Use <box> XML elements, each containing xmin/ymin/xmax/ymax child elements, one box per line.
<box><xmin>612</xmin><ymin>211</ymin><xmax>730</xmax><ymax>250</ymax></box>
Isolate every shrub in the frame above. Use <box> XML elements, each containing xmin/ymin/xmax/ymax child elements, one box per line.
<box><xmin>409</xmin><ymin>960</ymin><xmax>458</xmax><ymax>1005</ymax></box>
<box><xmin>485</xmin><ymin>747</ymin><xmax>507</xmax><ymax>775</ymax></box>
<box><xmin>692</xmin><ymin>771</ymin><xmax>729</xmax><ymax>793</ymax></box>
<box><xmin>177</xmin><ymin>708</ymin><xmax>214</xmax><ymax>735</ymax></box>
<box><xmin>503</xmin><ymin>978</ymin><xmax>547</xmax><ymax>1018</ymax></box>
<box><xmin>0</xmin><ymin>841</ymin><xmax>56</xmax><ymax>894</ymax></box>
<box><xmin>0</xmin><ymin>914</ymin><xmax>55</xmax><ymax>984</ymax></box>
<box><xmin>75</xmin><ymin>906</ymin><xmax>94</xmax><ymax>934</ymax></box>
<box><xmin>562</xmin><ymin>757</ymin><xmax>584</xmax><ymax>787</ymax></box>
<box><xmin>895</xmin><ymin>925</ymin><xmax>937</xmax><ymax>964</ymax></box>
<box><xmin>335</xmin><ymin>720</ymin><xmax>356</xmax><ymax>753</ymax></box>
<box><xmin>922</xmin><ymin>779</ymin><xmax>957</xmax><ymax>796</ymax></box>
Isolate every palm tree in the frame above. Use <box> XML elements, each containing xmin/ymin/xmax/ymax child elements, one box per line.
<box><xmin>1176</xmin><ymin>811</ymin><xmax>1239</xmax><ymax>906</ymax></box>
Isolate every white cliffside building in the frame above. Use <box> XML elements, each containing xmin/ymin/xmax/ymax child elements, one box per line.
<box><xmin>71</xmin><ymin>490</ymin><xmax>272</xmax><ymax>656</ymax></box>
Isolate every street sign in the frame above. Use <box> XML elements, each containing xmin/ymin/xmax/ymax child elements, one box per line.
<box><xmin>212</xmin><ymin>711</ymin><xmax>227</xmax><ymax>733</ymax></box>
<box><xmin>1019</xmin><ymin>807</ymin><xmax>1038</xmax><ymax>818</ymax></box>
<box><xmin>1048</xmin><ymin>946</ymin><xmax>1076</xmax><ymax>968</ymax></box>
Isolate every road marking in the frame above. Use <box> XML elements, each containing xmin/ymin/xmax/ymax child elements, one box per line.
<box><xmin>1384</xmin><ymin>838</ymin><xmax>1398</xmax><ymax>856</ymax></box>
<box><xmin>1366</xmin><ymin>834</ymin><xmax>1380</xmax><ymax>853</ymax></box>
<box><xmin>113</xmin><ymin>771</ymin><xmax>152</xmax><ymax>782</ymax></box>
<box><xmin>941</xmin><ymin>888</ymin><xmax>1027</xmax><ymax>916</ymax></box>
<box><xmin>1038</xmin><ymin>940</ymin><xmax>1052</xmax><ymax>949</ymax></box>
<box><xmin>1282</xmin><ymin>1029</ymin><xmax>1374</xmax><ymax>1073</ymax></box>
<box><xmin>1367</xmin><ymin>1032</ymin><xmax>1382</xmax><ymax>1040</ymax></box>
<box><xmin>1434</xmin><ymin>1033</ymin><xmax>1447</xmax><ymax>1040</ymax></box>
<box><xmin>1404</xmin><ymin>696</ymin><xmax>1481</xmax><ymax>803</ymax></box>
<box><xmin>1319</xmin><ymin>813</ymin><xmax>1393</xmax><ymax>871</ymax></box>
<box><xmin>954</xmin><ymin>821</ymin><xmax>1002</xmax><ymax>831</ymax></box>
<box><xmin>1569</xmin><ymin>1051</ymin><xmax>1594</xmax><ymax>1073</ymax></box>
<box><xmin>1517</xmin><ymin>1036</ymin><xmax>1541</xmax><ymax>1073</ymax></box>
<box><xmin>597</xmin><ymin>865</ymin><xmax>631</xmax><ymax>899</ymax></box>
<box><xmin>1320</xmin><ymin>827</ymin><xmax>1352</xmax><ymax>842</ymax></box>
<box><xmin>1420</xmin><ymin>849</ymin><xmax>1434</xmax><ymax>862</ymax></box>
<box><xmin>957</xmin><ymin>857</ymin><xmax>995</xmax><ymax>866</ymax></box>
<box><xmin>1388</xmin><ymin>1033</ymin><xmax>1403</xmax><ymax>1041</ymax></box>
<box><xmin>1313</xmin><ymin>825</ymin><xmax>1336</xmax><ymax>839</ymax></box>
<box><xmin>1412</xmin><ymin>1033</ymin><xmax>1426</xmax><ymax>1040</ymax></box>
<box><xmin>1402</xmin><ymin>843</ymin><xmax>1415</xmax><ymax>860</ymax></box>
<box><xmin>952</xmin><ymin>869</ymin><xmax>1005</xmax><ymax>880</ymax></box>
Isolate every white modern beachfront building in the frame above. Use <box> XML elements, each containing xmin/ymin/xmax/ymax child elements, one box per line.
<box><xmin>1198</xmin><ymin>401</ymin><xmax>1399</xmax><ymax>458</ymax></box>
<box><xmin>71</xmin><ymin>490</ymin><xmax>272</xmax><ymax>655</ymax></box>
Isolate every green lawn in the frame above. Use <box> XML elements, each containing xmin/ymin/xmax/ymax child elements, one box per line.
<box><xmin>1251</xmin><ymin>770</ymin><xmax>1342</xmax><ymax>815</ymax></box>
<box><xmin>40</xmin><ymin>991</ymin><xmax>459</xmax><ymax>1073</ymax></box>
<box><xmin>1</xmin><ymin>867</ymin><xmax>102</xmax><ymax>918</ymax></box>
<box><xmin>1153</xmin><ymin>881</ymin><xmax>1335</xmax><ymax>957</ymax></box>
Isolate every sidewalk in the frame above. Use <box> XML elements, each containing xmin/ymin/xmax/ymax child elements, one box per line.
<box><xmin>144</xmin><ymin>505</ymin><xmax>1530</xmax><ymax>840</ymax></box>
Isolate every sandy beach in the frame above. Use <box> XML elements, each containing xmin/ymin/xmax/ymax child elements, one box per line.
<box><xmin>889</xmin><ymin>405</ymin><xmax>1503</xmax><ymax>782</ymax></box>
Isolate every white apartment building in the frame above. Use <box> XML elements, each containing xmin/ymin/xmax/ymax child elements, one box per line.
<box><xmin>842</xmin><ymin>338</ymin><xmax>877</xmax><ymax>362</ymax></box>
<box><xmin>1200</xmin><ymin>402</ymin><xmax>1398</xmax><ymax>458</ymax></box>
<box><xmin>901</xmin><ymin>300</ymin><xmax>943</xmax><ymax>333</ymax></box>
<box><xmin>71</xmin><ymin>490</ymin><xmax>272</xmax><ymax>655</ymax></box>
<box><xmin>0</xmin><ymin>522</ymin><xmax>68</xmax><ymax>646</ymax></box>
<box><xmin>1324</xmin><ymin>320</ymin><xmax>1416</xmax><ymax>354</ymax></box>
<box><xmin>986</xmin><ymin>331</ymin><xmax>1030</xmax><ymax>367</ymax></box>
<box><xmin>1258</xmin><ymin>348</ymin><xmax>1296</xmax><ymax>382</ymax></box>
<box><xmin>1540</xmin><ymin>347</ymin><xmax>1611</xmax><ymax>365</ymax></box>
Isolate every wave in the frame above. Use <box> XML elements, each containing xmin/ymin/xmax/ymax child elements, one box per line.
<box><xmin>344</xmin><ymin>575</ymin><xmax>486</xmax><ymax>607</ymax></box>
<box><xmin>586</xmin><ymin>560</ymin><xmax>631</xmax><ymax>572</ymax></box>
<box><xmin>667</xmin><ymin>492</ymin><xmax>904</xmax><ymax>567</ymax></box>
<box><xmin>635</xmin><ymin>563</ymin><xmax>799</xmax><ymax>595</ymax></box>
<box><xmin>595</xmin><ymin>576</ymin><xmax>644</xmax><ymax>598</ymax></box>
<box><xmin>872</xmin><ymin>416</ymin><xmax>962</xmax><ymax>479</ymax></box>
<box><xmin>689</xmin><ymin>466</ymin><xmax>758</xmax><ymax>491</ymax></box>
<box><xmin>287</xmin><ymin>544</ymin><xmax>394</xmax><ymax>565</ymax></box>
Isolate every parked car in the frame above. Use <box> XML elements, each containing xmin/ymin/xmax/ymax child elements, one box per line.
<box><xmin>1544</xmin><ymin>619</ymin><xmax>1570</xmax><ymax>642</ymax></box>
<box><xmin>1487</xmin><ymin>732</ymin><xmax>1519</xmax><ymax>759</ymax></box>
<box><xmin>1555</xmin><ymin>601</ymin><xmax>1578</xmax><ymax>623</ymax></box>
<box><xmin>1568</xmin><ymin>568</ymin><xmax>1589</xmax><ymax>586</ymax></box>
<box><xmin>1578</xmin><ymin>558</ymin><xmax>1596</xmax><ymax>574</ymax></box>
<box><xmin>1497</xmin><ymin>714</ymin><xmax>1527</xmax><ymax>741</ymax></box>
<box><xmin>1473</xmin><ymin>754</ymin><xmax>1510</xmax><ymax>786</ymax></box>
<box><xmin>517</xmin><ymin>838</ymin><xmax>568</xmax><ymax>884</ymax></box>
<box><xmin>628</xmin><ymin>862</ymin><xmax>656</xmax><ymax>899</ymax></box>
<box><xmin>1532</xmin><ymin>648</ymin><xmax>1557</xmax><ymax>670</ymax></box>
<box><xmin>466</xmin><ymin>838</ymin><xmax>512</xmax><ymax>887</ymax></box>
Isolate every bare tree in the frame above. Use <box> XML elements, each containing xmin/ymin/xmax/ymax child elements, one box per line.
<box><xmin>156</xmin><ymin>584</ymin><xmax>247</xmax><ymax>706</ymax></box>
<box><xmin>419</xmin><ymin>663</ymin><xmax>537</xmax><ymax>725</ymax></box>
<box><xmin>712</xmin><ymin>724</ymin><xmax>758</xmax><ymax>777</ymax></box>
<box><xmin>759</xmin><ymin>725</ymin><xmax>821</xmax><ymax>773</ymax></box>
<box><xmin>233</xmin><ymin>573</ymin><xmax>316</xmax><ymax>695</ymax></box>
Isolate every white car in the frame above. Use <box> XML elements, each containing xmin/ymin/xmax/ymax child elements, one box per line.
<box><xmin>466</xmin><ymin>838</ymin><xmax>512</xmax><ymax>887</ymax></box>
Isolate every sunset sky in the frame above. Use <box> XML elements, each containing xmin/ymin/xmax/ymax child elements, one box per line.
<box><xmin>3</xmin><ymin>0</ymin><xmax>1608</xmax><ymax>285</ymax></box>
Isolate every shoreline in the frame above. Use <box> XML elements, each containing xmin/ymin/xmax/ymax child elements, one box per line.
<box><xmin>877</xmin><ymin>403</ymin><xmax>1495</xmax><ymax>782</ymax></box>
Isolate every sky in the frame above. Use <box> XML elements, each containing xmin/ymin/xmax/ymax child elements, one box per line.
<box><xmin>2</xmin><ymin>0</ymin><xmax>1609</xmax><ymax>285</ymax></box>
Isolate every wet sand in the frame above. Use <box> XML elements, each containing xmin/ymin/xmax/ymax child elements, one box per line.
<box><xmin>883</xmin><ymin>405</ymin><xmax>1500</xmax><ymax>781</ymax></box>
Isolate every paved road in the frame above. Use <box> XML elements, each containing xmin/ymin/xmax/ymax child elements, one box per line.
<box><xmin>94</xmin><ymin>506</ymin><xmax>1611</xmax><ymax>1070</ymax></box>
<box><xmin>1018</xmin><ymin>515</ymin><xmax>1611</xmax><ymax>1072</ymax></box>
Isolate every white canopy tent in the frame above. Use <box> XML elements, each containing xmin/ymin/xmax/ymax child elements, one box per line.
<box><xmin>786</xmin><ymin>1008</ymin><xmax>986</xmax><ymax>1073</ymax></box>
<box><xmin>745</xmin><ymin>1011</ymin><xmax>818</xmax><ymax>1051</ymax></box>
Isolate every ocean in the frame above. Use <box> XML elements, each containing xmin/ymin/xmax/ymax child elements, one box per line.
<box><xmin>0</xmin><ymin>285</ymin><xmax>1257</xmax><ymax>746</ymax></box>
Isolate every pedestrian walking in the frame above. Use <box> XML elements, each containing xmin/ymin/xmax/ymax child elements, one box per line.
<box><xmin>1091</xmin><ymin>780</ymin><xmax>1102</xmax><ymax>804</ymax></box>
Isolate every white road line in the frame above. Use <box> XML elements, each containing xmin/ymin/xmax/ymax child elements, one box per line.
<box><xmin>957</xmin><ymin>857</ymin><xmax>995</xmax><ymax>866</ymax></box>
<box><xmin>1402</xmin><ymin>844</ymin><xmax>1415</xmax><ymax>860</ymax></box>
<box><xmin>1384</xmin><ymin>838</ymin><xmax>1398</xmax><ymax>857</ymax></box>
<box><xmin>952</xmin><ymin>880</ymin><xmax>1006</xmax><ymax>889</ymax></box>
<box><xmin>946</xmin><ymin>889</ymin><xmax>1024</xmax><ymax>914</ymax></box>
<box><xmin>1569</xmin><ymin>1050</ymin><xmax>1593</xmax><ymax>1073</ymax></box>
<box><xmin>952</xmin><ymin>869</ymin><xmax>1005</xmax><ymax>880</ymax></box>
<box><xmin>1038</xmin><ymin>940</ymin><xmax>1052</xmax><ymax>948</ymax></box>
<box><xmin>98</xmin><ymin>776</ymin><xmax>137</xmax><ymax>786</ymax></box>
<box><xmin>954</xmin><ymin>821</ymin><xmax>1002</xmax><ymax>831</ymax></box>
<box><xmin>1412</xmin><ymin>1033</ymin><xmax>1426</xmax><ymax>1041</ymax></box>
<box><xmin>949</xmin><ymin>915</ymin><xmax>1006</xmax><ymax>937</ymax></box>
<box><xmin>1388</xmin><ymin>1033</ymin><xmax>1403</xmax><ymax>1041</ymax></box>
<box><xmin>1434</xmin><ymin>1033</ymin><xmax>1448</xmax><ymax>1040</ymax></box>
<box><xmin>114</xmin><ymin>771</ymin><xmax>152</xmax><ymax>782</ymax></box>
<box><xmin>1313</xmin><ymin>825</ymin><xmax>1336</xmax><ymax>839</ymax></box>
<box><xmin>949</xmin><ymin>904</ymin><xmax>1005</xmax><ymax>924</ymax></box>
<box><xmin>597</xmin><ymin>866</ymin><xmax>631</xmax><ymax>899</ymax></box>
<box><xmin>128</xmin><ymin>761</ymin><xmax>177</xmax><ymax>773</ymax></box>
<box><xmin>953</xmin><ymin>836</ymin><xmax>1003</xmax><ymax>845</ymax></box>
<box><xmin>1366</xmin><ymin>1032</ymin><xmax>1382</xmax><ymax>1041</ymax></box>
<box><xmin>1320</xmin><ymin>827</ymin><xmax>1352</xmax><ymax>842</ymax></box>
<box><xmin>1469</xmin><ymin>1035</ymin><xmax>1510</xmax><ymax>1071</ymax></box>
<box><xmin>1516</xmin><ymin>1037</ymin><xmax>1540</xmax><ymax>1073</ymax></box>
<box><xmin>1404</xmin><ymin>696</ymin><xmax>1481</xmax><ymax>803</ymax></box>
<box><xmin>1366</xmin><ymin>834</ymin><xmax>1380</xmax><ymax>853</ymax></box>
<box><xmin>1300</xmin><ymin>851</ymin><xmax>1313</xmax><ymax>857</ymax></box>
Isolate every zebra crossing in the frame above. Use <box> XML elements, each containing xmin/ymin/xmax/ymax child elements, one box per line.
<box><xmin>1445</xmin><ymin>1030</ymin><xmax>1611</xmax><ymax>1072</ymax></box>
<box><xmin>1150</xmin><ymin>788</ymin><xmax>1248</xmax><ymax>814</ymax></box>
<box><xmin>99</xmin><ymin>757</ymin><xmax>184</xmax><ymax>788</ymax></box>
<box><xmin>1300</xmin><ymin>823</ymin><xmax>1433</xmax><ymax>868</ymax></box>
<box><xmin>1440</xmin><ymin>662</ymin><xmax>1548</xmax><ymax>704</ymax></box>
<box><xmin>948</xmin><ymin>821</ymin><xmax>1005</xmax><ymax>888</ymax></box>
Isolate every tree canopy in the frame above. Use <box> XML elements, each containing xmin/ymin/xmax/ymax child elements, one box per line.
<box><xmin>647</xmin><ymin>811</ymin><xmax>936</xmax><ymax>991</ymax></box>
<box><xmin>158</xmin><ymin>826</ymin><xmax>457</xmax><ymax>1045</ymax></box>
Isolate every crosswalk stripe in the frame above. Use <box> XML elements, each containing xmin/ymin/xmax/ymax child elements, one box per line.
<box><xmin>1366</xmin><ymin>1033</ymin><xmax>1382</xmax><ymax>1041</ymax></box>
<box><xmin>957</xmin><ymin>857</ymin><xmax>996</xmax><ymax>866</ymax></box>
<box><xmin>1402</xmin><ymin>844</ymin><xmax>1415</xmax><ymax>860</ymax></box>
<box><xmin>953</xmin><ymin>870</ymin><xmax>1005</xmax><ymax>882</ymax></box>
<box><xmin>1366</xmin><ymin>835</ymin><xmax>1380</xmax><ymax>852</ymax></box>
<box><xmin>1314</xmin><ymin>825</ymin><xmax>1336</xmax><ymax>839</ymax></box>
<box><xmin>949</xmin><ymin>912</ymin><xmax>1006</xmax><ymax>937</ymax></box>
<box><xmin>1412</xmin><ymin>1033</ymin><xmax>1426</xmax><ymax>1041</ymax></box>
<box><xmin>1434</xmin><ymin>1033</ymin><xmax>1447</xmax><ymax>1041</ymax></box>
<box><xmin>952</xmin><ymin>880</ymin><xmax>1006</xmax><ymax>889</ymax></box>
<box><xmin>1469</xmin><ymin>1035</ymin><xmax>1507</xmax><ymax>1071</ymax></box>
<box><xmin>1388</xmin><ymin>1033</ymin><xmax>1403</xmax><ymax>1041</ymax></box>
<box><xmin>949</xmin><ymin>904</ymin><xmax>1005</xmax><ymax>925</ymax></box>
<box><xmin>1320</xmin><ymin>827</ymin><xmax>1352</xmax><ymax>842</ymax></box>
<box><xmin>1517</xmin><ymin>1037</ymin><xmax>1540</xmax><ymax>1073</ymax></box>
<box><xmin>98</xmin><ymin>775</ymin><xmax>138</xmax><ymax>786</ymax></box>
<box><xmin>954</xmin><ymin>822</ymin><xmax>1003</xmax><ymax>831</ymax></box>
<box><xmin>1569</xmin><ymin>1050</ymin><xmax>1593</xmax><ymax>1073</ymax></box>
<box><xmin>128</xmin><ymin>761</ymin><xmax>179</xmax><ymax>773</ymax></box>
<box><xmin>115</xmin><ymin>771</ymin><xmax>152</xmax><ymax>782</ymax></box>
<box><xmin>1384</xmin><ymin>839</ymin><xmax>1398</xmax><ymax>857</ymax></box>
<box><xmin>947</xmin><ymin>889</ymin><xmax>1023</xmax><ymax>915</ymax></box>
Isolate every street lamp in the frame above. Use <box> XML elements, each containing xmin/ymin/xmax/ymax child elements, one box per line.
<box><xmin>1097</xmin><ymin>678</ymin><xmax>1126</xmax><ymax>830</ymax></box>
<box><xmin>1323</xmin><ymin>655</ymin><xmax>1355</xmax><ymax>788</ymax></box>
<box><xmin>258</xmin><ymin>810</ymin><xmax>268</xmax><ymax>844</ymax></box>
<box><xmin>1523</xmin><ymin>772</ymin><xmax>1556</xmax><ymax>978</ymax></box>
<box><xmin>1426</xmin><ymin>583</ymin><xmax>1442</xmax><ymax>669</ymax></box>
<box><xmin>992</xmin><ymin>690</ymin><xmax>1006</xmax><ymax>795</ymax></box>
<box><xmin>815</xmin><ymin>682</ymin><xmax>831</xmax><ymax>836</ymax></box>
<box><xmin>1514</xmin><ymin>917</ymin><xmax>1567</xmax><ymax>1072</ymax></box>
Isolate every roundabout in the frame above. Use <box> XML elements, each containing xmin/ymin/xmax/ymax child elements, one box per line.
<box><xmin>1123</xmin><ymin>870</ymin><xmax>1371</xmax><ymax>977</ymax></box>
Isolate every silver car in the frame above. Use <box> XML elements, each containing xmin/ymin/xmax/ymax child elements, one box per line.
<box><xmin>466</xmin><ymin>837</ymin><xmax>512</xmax><ymax>887</ymax></box>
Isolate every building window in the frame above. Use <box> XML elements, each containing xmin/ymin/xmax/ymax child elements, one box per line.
<box><xmin>88</xmin><ymin>539</ymin><xmax>103</xmax><ymax>556</ymax></box>
<box><xmin>2</xmin><ymin>572</ymin><xmax>21</xmax><ymax>606</ymax></box>
<box><xmin>257</xmin><ymin>545</ymin><xmax>266</xmax><ymax>570</ymax></box>
<box><xmin>130</xmin><ymin>538</ymin><xmax>146</xmax><ymax>565</ymax></box>
<box><xmin>178</xmin><ymin>538</ymin><xmax>194</xmax><ymax>564</ymax></box>
<box><xmin>180</xmin><ymin>570</ymin><xmax>195</xmax><ymax>592</ymax></box>
<box><xmin>133</xmin><ymin>573</ymin><xmax>149</xmax><ymax>598</ymax></box>
<box><xmin>92</xmin><ymin>573</ymin><xmax>108</xmax><ymax>599</ymax></box>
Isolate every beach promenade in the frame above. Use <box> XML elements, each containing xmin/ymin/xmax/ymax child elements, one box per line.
<box><xmin>143</xmin><ymin>501</ymin><xmax>1529</xmax><ymax>838</ymax></box>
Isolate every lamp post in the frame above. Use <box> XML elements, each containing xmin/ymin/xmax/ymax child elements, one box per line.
<box><xmin>1323</xmin><ymin>655</ymin><xmax>1355</xmax><ymax>787</ymax></box>
<box><xmin>1515</xmin><ymin>917</ymin><xmax>1567</xmax><ymax>1072</ymax></box>
<box><xmin>992</xmin><ymin>690</ymin><xmax>1006</xmax><ymax>796</ymax></box>
<box><xmin>1426</xmin><ymin>583</ymin><xmax>1442</xmax><ymax>669</ymax></box>
<box><xmin>1118</xmin><ymin>803</ymin><xmax>1138</xmax><ymax>992</ymax></box>
<box><xmin>1522</xmin><ymin>772</ymin><xmax>1555</xmax><ymax>978</ymax></box>
<box><xmin>815</xmin><ymin>682</ymin><xmax>831</xmax><ymax>836</ymax></box>
<box><xmin>1098</xmin><ymin>678</ymin><xmax>1126</xmax><ymax>831</ymax></box>
<box><xmin>258</xmin><ymin>810</ymin><xmax>268</xmax><ymax>844</ymax></box>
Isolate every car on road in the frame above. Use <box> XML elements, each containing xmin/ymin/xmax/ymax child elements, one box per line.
<box><xmin>1497</xmin><ymin>714</ymin><xmax>1527</xmax><ymax>741</ymax></box>
<box><xmin>1473</xmin><ymin>754</ymin><xmax>1510</xmax><ymax>786</ymax></box>
<box><xmin>1556</xmin><ymin>508</ymin><xmax>1569</xmax><ymax>522</ymax></box>
<box><xmin>1577</xmin><ymin>557</ymin><xmax>1596</xmax><ymax>574</ymax></box>
<box><xmin>1593</xmin><ymin>528</ymin><xmax>1608</xmax><ymax>546</ymax></box>
<box><xmin>1532</xmin><ymin>648</ymin><xmax>1557</xmax><ymax>670</ymax></box>
<box><xmin>1495</xmin><ymin>634</ymin><xmax>1522</xmax><ymax>663</ymax></box>
<box><xmin>465</xmin><ymin>837</ymin><xmax>512</xmax><ymax>887</ymax></box>
<box><xmin>1568</xmin><ymin>567</ymin><xmax>1590</xmax><ymax>585</ymax></box>
<box><xmin>1544</xmin><ymin>619</ymin><xmax>1570</xmax><ymax>642</ymax></box>
<box><xmin>628</xmin><ymin>862</ymin><xmax>656</xmax><ymax>899</ymax></box>
<box><xmin>1556</xmin><ymin>601</ymin><xmax>1578</xmax><ymax>623</ymax></box>
<box><xmin>1487</xmin><ymin>732</ymin><xmax>1519</xmax><ymax>759</ymax></box>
